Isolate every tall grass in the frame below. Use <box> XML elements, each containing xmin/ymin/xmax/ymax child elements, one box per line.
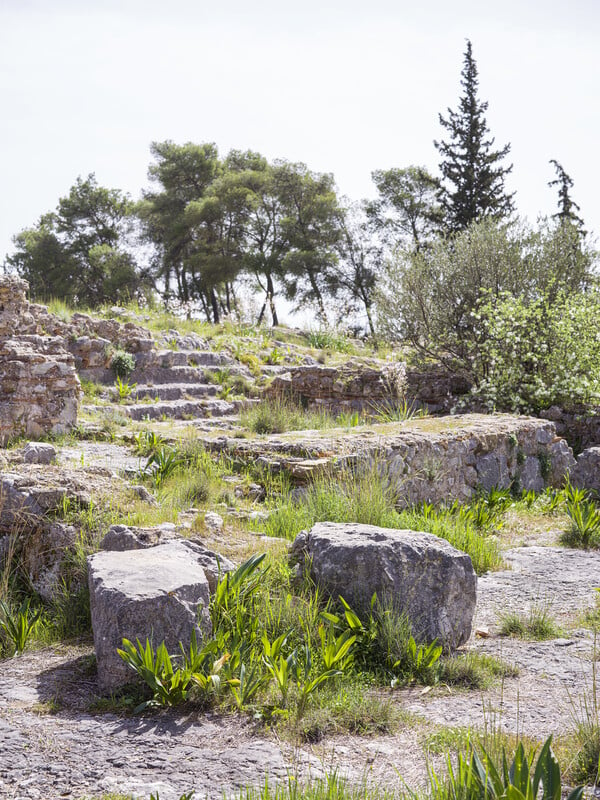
<box><xmin>259</xmin><ymin>466</ymin><xmax>503</xmax><ymax>575</ymax></box>
<box><xmin>240</xmin><ymin>398</ymin><xmax>340</xmax><ymax>434</ymax></box>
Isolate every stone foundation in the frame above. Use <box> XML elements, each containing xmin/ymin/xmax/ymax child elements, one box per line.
<box><xmin>200</xmin><ymin>414</ymin><xmax>575</xmax><ymax>507</ymax></box>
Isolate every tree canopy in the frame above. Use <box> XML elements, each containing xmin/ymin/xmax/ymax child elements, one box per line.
<box><xmin>6</xmin><ymin>175</ymin><xmax>142</xmax><ymax>306</ymax></box>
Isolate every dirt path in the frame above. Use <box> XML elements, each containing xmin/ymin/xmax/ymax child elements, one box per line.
<box><xmin>1</xmin><ymin>545</ymin><xmax>599</xmax><ymax>799</ymax></box>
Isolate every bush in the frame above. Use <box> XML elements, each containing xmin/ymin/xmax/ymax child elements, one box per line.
<box><xmin>376</xmin><ymin>217</ymin><xmax>595</xmax><ymax>369</ymax></box>
<box><xmin>467</xmin><ymin>289</ymin><xmax>600</xmax><ymax>413</ymax></box>
<box><xmin>110</xmin><ymin>349</ymin><xmax>136</xmax><ymax>379</ymax></box>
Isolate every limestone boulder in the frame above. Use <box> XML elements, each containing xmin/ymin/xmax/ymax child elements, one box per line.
<box><xmin>570</xmin><ymin>446</ymin><xmax>600</xmax><ymax>496</ymax></box>
<box><xmin>88</xmin><ymin>541</ymin><xmax>212</xmax><ymax>691</ymax></box>
<box><xmin>290</xmin><ymin>522</ymin><xmax>477</xmax><ymax>649</ymax></box>
<box><xmin>99</xmin><ymin>525</ymin><xmax>234</xmax><ymax>591</ymax></box>
<box><xmin>22</xmin><ymin>442</ymin><xmax>57</xmax><ymax>464</ymax></box>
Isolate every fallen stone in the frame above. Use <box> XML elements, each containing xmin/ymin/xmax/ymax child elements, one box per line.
<box><xmin>88</xmin><ymin>541</ymin><xmax>212</xmax><ymax>691</ymax></box>
<box><xmin>290</xmin><ymin>522</ymin><xmax>477</xmax><ymax>648</ymax></box>
<box><xmin>204</xmin><ymin>511</ymin><xmax>224</xmax><ymax>532</ymax></box>
<box><xmin>22</xmin><ymin>442</ymin><xmax>57</xmax><ymax>465</ymax></box>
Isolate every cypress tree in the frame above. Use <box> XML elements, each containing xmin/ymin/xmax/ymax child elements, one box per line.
<box><xmin>548</xmin><ymin>159</ymin><xmax>585</xmax><ymax>233</ymax></box>
<box><xmin>434</xmin><ymin>40</ymin><xmax>515</xmax><ymax>232</ymax></box>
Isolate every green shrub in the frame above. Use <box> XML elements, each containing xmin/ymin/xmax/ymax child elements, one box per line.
<box><xmin>376</xmin><ymin>216</ymin><xmax>595</xmax><ymax>370</ymax></box>
<box><xmin>110</xmin><ymin>349</ymin><xmax>136</xmax><ymax>379</ymax></box>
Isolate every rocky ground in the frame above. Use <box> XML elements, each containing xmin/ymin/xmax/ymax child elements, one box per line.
<box><xmin>1</xmin><ymin>515</ymin><xmax>598</xmax><ymax>800</ymax></box>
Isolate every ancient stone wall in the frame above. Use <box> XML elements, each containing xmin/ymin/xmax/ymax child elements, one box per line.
<box><xmin>267</xmin><ymin>361</ymin><xmax>470</xmax><ymax>415</ymax></box>
<box><xmin>200</xmin><ymin>414</ymin><xmax>575</xmax><ymax>507</ymax></box>
<box><xmin>0</xmin><ymin>277</ymin><xmax>81</xmax><ymax>443</ymax></box>
<box><xmin>540</xmin><ymin>405</ymin><xmax>600</xmax><ymax>452</ymax></box>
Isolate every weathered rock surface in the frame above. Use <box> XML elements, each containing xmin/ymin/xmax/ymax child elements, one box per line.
<box><xmin>0</xmin><ymin>336</ymin><xmax>80</xmax><ymax>443</ymax></box>
<box><xmin>0</xmin><ymin>277</ymin><xmax>81</xmax><ymax>442</ymax></box>
<box><xmin>569</xmin><ymin>445</ymin><xmax>600</xmax><ymax>495</ymax></box>
<box><xmin>200</xmin><ymin>414</ymin><xmax>575</xmax><ymax>506</ymax></box>
<box><xmin>0</xmin><ymin>464</ymin><xmax>128</xmax><ymax>601</ymax></box>
<box><xmin>22</xmin><ymin>441</ymin><xmax>57</xmax><ymax>464</ymax></box>
<box><xmin>100</xmin><ymin>525</ymin><xmax>234</xmax><ymax>591</ymax></box>
<box><xmin>88</xmin><ymin>541</ymin><xmax>212</xmax><ymax>691</ymax></box>
<box><xmin>290</xmin><ymin>522</ymin><xmax>477</xmax><ymax>648</ymax></box>
<box><xmin>541</xmin><ymin>404</ymin><xmax>600</xmax><ymax>451</ymax></box>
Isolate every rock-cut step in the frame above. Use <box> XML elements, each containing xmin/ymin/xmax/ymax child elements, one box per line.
<box><xmin>130</xmin><ymin>364</ymin><xmax>249</xmax><ymax>385</ymax></box>
<box><xmin>121</xmin><ymin>398</ymin><xmax>237</xmax><ymax>421</ymax></box>
<box><xmin>131</xmin><ymin>383</ymin><xmax>219</xmax><ymax>401</ymax></box>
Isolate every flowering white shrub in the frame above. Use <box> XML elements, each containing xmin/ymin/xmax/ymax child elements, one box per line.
<box><xmin>468</xmin><ymin>290</ymin><xmax>600</xmax><ymax>413</ymax></box>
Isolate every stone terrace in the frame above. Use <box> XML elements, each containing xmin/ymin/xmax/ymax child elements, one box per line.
<box><xmin>200</xmin><ymin>413</ymin><xmax>575</xmax><ymax>506</ymax></box>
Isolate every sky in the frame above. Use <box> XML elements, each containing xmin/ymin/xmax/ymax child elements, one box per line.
<box><xmin>1</xmin><ymin>0</ymin><xmax>599</xmax><ymax>267</ymax></box>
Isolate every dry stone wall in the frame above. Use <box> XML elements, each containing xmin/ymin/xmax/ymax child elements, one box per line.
<box><xmin>0</xmin><ymin>277</ymin><xmax>81</xmax><ymax>443</ymax></box>
<box><xmin>200</xmin><ymin>414</ymin><xmax>575</xmax><ymax>507</ymax></box>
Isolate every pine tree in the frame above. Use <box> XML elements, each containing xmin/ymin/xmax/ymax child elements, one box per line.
<box><xmin>434</xmin><ymin>40</ymin><xmax>515</xmax><ymax>232</ymax></box>
<box><xmin>548</xmin><ymin>159</ymin><xmax>585</xmax><ymax>233</ymax></box>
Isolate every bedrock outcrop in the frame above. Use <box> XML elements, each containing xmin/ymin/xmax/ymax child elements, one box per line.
<box><xmin>290</xmin><ymin>522</ymin><xmax>477</xmax><ymax>648</ymax></box>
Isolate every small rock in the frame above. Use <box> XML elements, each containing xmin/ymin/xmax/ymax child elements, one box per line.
<box><xmin>554</xmin><ymin>638</ymin><xmax>574</xmax><ymax>647</ymax></box>
<box><xmin>475</xmin><ymin>627</ymin><xmax>490</xmax><ymax>638</ymax></box>
<box><xmin>204</xmin><ymin>511</ymin><xmax>224</xmax><ymax>532</ymax></box>
<box><xmin>22</xmin><ymin>442</ymin><xmax>57</xmax><ymax>464</ymax></box>
<box><xmin>129</xmin><ymin>484</ymin><xmax>157</xmax><ymax>504</ymax></box>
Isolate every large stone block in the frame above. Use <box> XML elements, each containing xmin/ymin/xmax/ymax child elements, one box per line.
<box><xmin>290</xmin><ymin>522</ymin><xmax>477</xmax><ymax>649</ymax></box>
<box><xmin>88</xmin><ymin>541</ymin><xmax>211</xmax><ymax>691</ymax></box>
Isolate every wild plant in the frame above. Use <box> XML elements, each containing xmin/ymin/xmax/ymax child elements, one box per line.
<box><xmin>499</xmin><ymin>601</ymin><xmax>560</xmax><ymax>640</ymax></box>
<box><xmin>569</xmin><ymin>630</ymin><xmax>600</xmax><ymax>785</ymax></box>
<box><xmin>307</xmin><ymin>328</ymin><xmax>353</xmax><ymax>353</ymax></box>
<box><xmin>110</xmin><ymin>349</ymin><xmax>136</xmax><ymax>379</ymax></box>
<box><xmin>317</xmin><ymin>621</ymin><xmax>356</xmax><ymax>671</ymax></box>
<box><xmin>392</xmin><ymin>636</ymin><xmax>442</xmax><ymax>687</ymax></box>
<box><xmin>143</xmin><ymin>446</ymin><xmax>185</xmax><ymax>487</ymax></box>
<box><xmin>132</xmin><ymin>429</ymin><xmax>165</xmax><ymax>458</ymax></box>
<box><xmin>262</xmin><ymin>632</ymin><xmax>297</xmax><ymax>705</ymax></box>
<box><xmin>294</xmin><ymin>640</ymin><xmax>344</xmax><ymax>718</ymax></box>
<box><xmin>228</xmin><ymin>661</ymin><xmax>271</xmax><ymax>710</ymax></box>
<box><xmin>0</xmin><ymin>598</ymin><xmax>42</xmax><ymax>655</ymax></box>
<box><xmin>371</xmin><ymin>399</ymin><xmax>428</xmax><ymax>423</ymax></box>
<box><xmin>114</xmin><ymin>375</ymin><xmax>136</xmax><ymax>401</ymax></box>
<box><xmin>335</xmin><ymin>410</ymin><xmax>363</xmax><ymax>428</ymax></box>
<box><xmin>117</xmin><ymin>637</ymin><xmax>192</xmax><ymax>710</ymax></box>
<box><xmin>563</xmin><ymin>493</ymin><xmax>600</xmax><ymax>548</ymax></box>
<box><xmin>428</xmin><ymin>735</ymin><xmax>584</xmax><ymax>800</ymax></box>
<box><xmin>264</xmin><ymin>347</ymin><xmax>284</xmax><ymax>365</ymax></box>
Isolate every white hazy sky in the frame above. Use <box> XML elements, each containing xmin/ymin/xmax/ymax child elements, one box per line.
<box><xmin>1</xmin><ymin>0</ymin><xmax>599</xmax><ymax>264</ymax></box>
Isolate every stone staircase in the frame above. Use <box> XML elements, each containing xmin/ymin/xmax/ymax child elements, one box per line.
<box><xmin>84</xmin><ymin>345</ymin><xmax>258</xmax><ymax>426</ymax></box>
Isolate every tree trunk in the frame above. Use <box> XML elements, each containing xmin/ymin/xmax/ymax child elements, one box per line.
<box><xmin>210</xmin><ymin>288</ymin><xmax>220</xmax><ymax>324</ymax></box>
<box><xmin>266</xmin><ymin>273</ymin><xmax>279</xmax><ymax>327</ymax></box>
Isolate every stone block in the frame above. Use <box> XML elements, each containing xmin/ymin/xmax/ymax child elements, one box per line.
<box><xmin>290</xmin><ymin>521</ymin><xmax>477</xmax><ymax>649</ymax></box>
<box><xmin>88</xmin><ymin>541</ymin><xmax>212</xmax><ymax>691</ymax></box>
